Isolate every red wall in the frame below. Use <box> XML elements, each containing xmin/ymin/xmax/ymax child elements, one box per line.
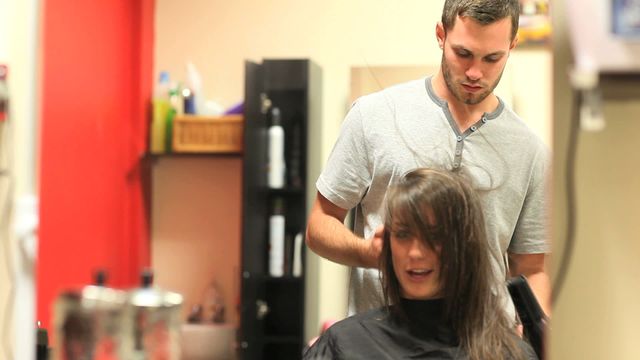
<box><xmin>37</xmin><ymin>0</ymin><xmax>154</xmax><ymax>328</ymax></box>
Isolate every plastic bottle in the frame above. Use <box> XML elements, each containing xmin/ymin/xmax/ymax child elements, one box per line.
<box><xmin>151</xmin><ymin>71</ymin><xmax>171</xmax><ymax>153</ymax></box>
<box><xmin>185</xmin><ymin>62</ymin><xmax>204</xmax><ymax>115</ymax></box>
<box><xmin>268</xmin><ymin>107</ymin><xmax>286</xmax><ymax>188</ymax></box>
<box><xmin>169</xmin><ymin>82</ymin><xmax>183</xmax><ymax>116</ymax></box>
<box><xmin>164</xmin><ymin>83</ymin><xmax>182</xmax><ymax>152</ymax></box>
<box><xmin>292</xmin><ymin>232</ymin><xmax>303</xmax><ymax>277</ymax></box>
<box><xmin>269</xmin><ymin>198</ymin><xmax>286</xmax><ymax>277</ymax></box>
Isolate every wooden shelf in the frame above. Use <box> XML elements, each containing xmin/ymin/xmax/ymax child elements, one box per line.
<box><xmin>144</xmin><ymin>152</ymin><xmax>242</xmax><ymax>161</ymax></box>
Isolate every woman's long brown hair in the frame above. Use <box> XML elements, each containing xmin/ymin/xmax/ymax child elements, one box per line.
<box><xmin>380</xmin><ymin>168</ymin><xmax>525</xmax><ymax>360</ymax></box>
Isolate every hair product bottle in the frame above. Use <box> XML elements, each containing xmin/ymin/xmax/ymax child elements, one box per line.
<box><xmin>292</xmin><ymin>232</ymin><xmax>303</xmax><ymax>277</ymax></box>
<box><xmin>268</xmin><ymin>107</ymin><xmax>286</xmax><ymax>188</ymax></box>
<box><xmin>269</xmin><ymin>198</ymin><xmax>285</xmax><ymax>277</ymax></box>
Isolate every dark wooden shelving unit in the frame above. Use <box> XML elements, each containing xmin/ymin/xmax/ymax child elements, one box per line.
<box><xmin>239</xmin><ymin>59</ymin><xmax>321</xmax><ymax>360</ymax></box>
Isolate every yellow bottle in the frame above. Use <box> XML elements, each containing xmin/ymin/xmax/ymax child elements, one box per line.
<box><xmin>150</xmin><ymin>72</ymin><xmax>171</xmax><ymax>153</ymax></box>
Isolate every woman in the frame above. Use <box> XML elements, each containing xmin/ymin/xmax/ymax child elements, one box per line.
<box><xmin>304</xmin><ymin>168</ymin><xmax>537</xmax><ymax>360</ymax></box>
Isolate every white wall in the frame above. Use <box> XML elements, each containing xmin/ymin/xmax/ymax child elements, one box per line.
<box><xmin>0</xmin><ymin>0</ymin><xmax>41</xmax><ymax>358</ymax></box>
<box><xmin>551</xmin><ymin>1</ymin><xmax>640</xmax><ymax>359</ymax></box>
<box><xmin>0</xmin><ymin>1</ymin><xmax>11</xmax><ymax>356</ymax></box>
<box><xmin>155</xmin><ymin>0</ymin><xmax>552</xmax><ymax>341</ymax></box>
<box><xmin>0</xmin><ymin>0</ymin><xmax>8</xmax><ymax>60</ymax></box>
<box><xmin>152</xmin><ymin>157</ymin><xmax>242</xmax><ymax>326</ymax></box>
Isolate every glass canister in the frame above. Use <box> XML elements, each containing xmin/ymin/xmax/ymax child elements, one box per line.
<box><xmin>121</xmin><ymin>269</ymin><xmax>183</xmax><ymax>360</ymax></box>
<box><xmin>52</xmin><ymin>272</ymin><xmax>126</xmax><ymax>360</ymax></box>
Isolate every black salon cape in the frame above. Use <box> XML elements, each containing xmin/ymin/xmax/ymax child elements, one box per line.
<box><xmin>303</xmin><ymin>299</ymin><xmax>538</xmax><ymax>360</ymax></box>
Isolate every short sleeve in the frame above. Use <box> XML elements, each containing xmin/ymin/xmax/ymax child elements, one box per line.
<box><xmin>509</xmin><ymin>146</ymin><xmax>551</xmax><ymax>254</ymax></box>
<box><xmin>316</xmin><ymin>101</ymin><xmax>372</xmax><ymax>210</ymax></box>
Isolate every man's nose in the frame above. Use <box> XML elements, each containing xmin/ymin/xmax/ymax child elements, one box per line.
<box><xmin>465</xmin><ymin>61</ymin><xmax>483</xmax><ymax>81</ymax></box>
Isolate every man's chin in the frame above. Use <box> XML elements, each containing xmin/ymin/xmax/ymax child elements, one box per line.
<box><xmin>461</xmin><ymin>91</ymin><xmax>489</xmax><ymax>105</ymax></box>
<box><xmin>462</xmin><ymin>96</ymin><xmax>481</xmax><ymax>105</ymax></box>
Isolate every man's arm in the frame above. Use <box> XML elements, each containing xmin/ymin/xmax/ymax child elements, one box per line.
<box><xmin>306</xmin><ymin>192</ymin><xmax>382</xmax><ymax>268</ymax></box>
<box><xmin>508</xmin><ymin>252</ymin><xmax>551</xmax><ymax>317</ymax></box>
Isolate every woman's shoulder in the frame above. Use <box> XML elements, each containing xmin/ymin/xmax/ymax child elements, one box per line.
<box><xmin>319</xmin><ymin>307</ymin><xmax>389</xmax><ymax>340</ymax></box>
<box><xmin>303</xmin><ymin>308</ymin><xmax>390</xmax><ymax>360</ymax></box>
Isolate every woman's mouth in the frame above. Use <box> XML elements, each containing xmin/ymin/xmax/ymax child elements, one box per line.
<box><xmin>407</xmin><ymin>269</ymin><xmax>434</xmax><ymax>281</ymax></box>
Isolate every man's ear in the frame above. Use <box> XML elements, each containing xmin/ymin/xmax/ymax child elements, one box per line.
<box><xmin>510</xmin><ymin>35</ymin><xmax>519</xmax><ymax>50</ymax></box>
<box><xmin>436</xmin><ymin>22</ymin><xmax>446</xmax><ymax>49</ymax></box>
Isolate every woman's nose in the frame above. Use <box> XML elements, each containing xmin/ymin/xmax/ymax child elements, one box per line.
<box><xmin>408</xmin><ymin>238</ymin><xmax>427</xmax><ymax>259</ymax></box>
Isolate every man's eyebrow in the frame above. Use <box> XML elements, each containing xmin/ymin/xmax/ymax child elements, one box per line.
<box><xmin>451</xmin><ymin>45</ymin><xmax>471</xmax><ymax>52</ymax></box>
<box><xmin>484</xmin><ymin>50</ymin><xmax>507</xmax><ymax>57</ymax></box>
<box><xmin>450</xmin><ymin>45</ymin><xmax>506</xmax><ymax>57</ymax></box>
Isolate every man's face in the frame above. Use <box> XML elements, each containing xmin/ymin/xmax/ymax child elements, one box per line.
<box><xmin>438</xmin><ymin>15</ymin><xmax>516</xmax><ymax>105</ymax></box>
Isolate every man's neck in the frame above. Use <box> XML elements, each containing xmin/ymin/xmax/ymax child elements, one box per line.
<box><xmin>431</xmin><ymin>72</ymin><xmax>499</xmax><ymax>132</ymax></box>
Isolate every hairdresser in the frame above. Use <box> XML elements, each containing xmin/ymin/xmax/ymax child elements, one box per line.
<box><xmin>306</xmin><ymin>0</ymin><xmax>550</xmax><ymax>322</ymax></box>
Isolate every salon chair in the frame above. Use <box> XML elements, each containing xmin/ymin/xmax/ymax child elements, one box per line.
<box><xmin>508</xmin><ymin>275</ymin><xmax>548</xmax><ymax>360</ymax></box>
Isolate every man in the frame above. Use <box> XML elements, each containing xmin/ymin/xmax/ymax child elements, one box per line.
<box><xmin>306</xmin><ymin>0</ymin><xmax>551</xmax><ymax>318</ymax></box>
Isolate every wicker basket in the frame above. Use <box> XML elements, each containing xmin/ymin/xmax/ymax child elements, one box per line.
<box><xmin>172</xmin><ymin>114</ymin><xmax>243</xmax><ymax>153</ymax></box>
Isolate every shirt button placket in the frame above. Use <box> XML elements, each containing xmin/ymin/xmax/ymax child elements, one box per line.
<box><xmin>454</xmin><ymin>136</ymin><xmax>463</xmax><ymax>170</ymax></box>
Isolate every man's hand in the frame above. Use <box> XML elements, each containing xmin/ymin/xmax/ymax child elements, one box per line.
<box><xmin>307</xmin><ymin>192</ymin><xmax>385</xmax><ymax>268</ymax></box>
<box><xmin>509</xmin><ymin>253</ymin><xmax>551</xmax><ymax>317</ymax></box>
<box><xmin>360</xmin><ymin>226</ymin><xmax>384</xmax><ymax>268</ymax></box>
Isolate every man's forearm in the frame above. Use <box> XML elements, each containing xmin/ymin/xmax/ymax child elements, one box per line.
<box><xmin>508</xmin><ymin>253</ymin><xmax>551</xmax><ymax>317</ymax></box>
<box><xmin>525</xmin><ymin>270</ymin><xmax>551</xmax><ymax>317</ymax></box>
<box><xmin>306</xmin><ymin>212</ymin><xmax>375</xmax><ymax>268</ymax></box>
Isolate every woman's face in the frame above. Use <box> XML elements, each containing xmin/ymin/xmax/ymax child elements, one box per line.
<box><xmin>390</xmin><ymin>215</ymin><xmax>442</xmax><ymax>300</ymax></box>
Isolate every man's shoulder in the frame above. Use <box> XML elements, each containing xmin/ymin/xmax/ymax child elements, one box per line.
<box><xmin>496</xmin><ymin>104</ymin><xmax>548</xmax><ymax>151</ymax></box>
<box><xmin>354</xmin><ymin>77</ymin><xmax>428</xmax><ymax>108</ymax></box>
<box><xmin>497</xmin><ymin>102</ymin><xmax>529</xmax><ymax>128</ymax></box>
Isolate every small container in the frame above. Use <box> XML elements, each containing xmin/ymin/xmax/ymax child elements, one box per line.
<box><xmin>182</xmin><ymin>87</ymin><xmax>196</xmax><ymax>115</ymax></box>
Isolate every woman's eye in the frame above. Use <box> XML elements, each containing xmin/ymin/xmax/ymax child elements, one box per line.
<box><xmin>394</xmin><ymin>230</ymin><xmax>411</xmax><ymax>239</ymax></box>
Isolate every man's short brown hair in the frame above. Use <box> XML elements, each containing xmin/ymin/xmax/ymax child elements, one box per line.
<box><xmin>441</xmin><ymin>0</ymin><xmax>520</xmax><ymax>41</ymax></box>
